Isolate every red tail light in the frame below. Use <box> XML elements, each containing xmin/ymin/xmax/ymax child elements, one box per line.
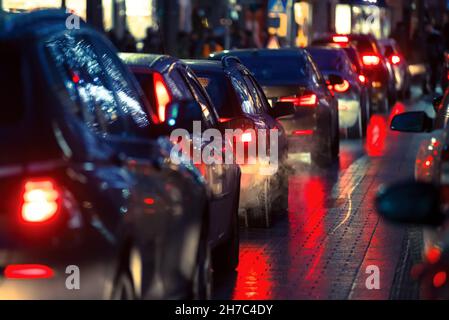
<box><xmin>332</xmin><ymin>35</ymin><xmax>349</xmax><ymax>43</ymax></box>
<box><xmin>362</xmin><ymin>55</ymin><xmax>381</xmax><ymax>66</ymax></box>
<box><xmin>153</xmin><ymin>73</ymin><xmax>172</xmax><ymax>123</ymax></box>
<box><xmin>358</xmin><ymin>75</ymin><xmax>367</xmax><ymax>84</ymax></box>
<box><xmin>21</xmin><ymin>179</ymin><xmax>60</xmax><ymax>224</ymax></box>
<box><xmin>390</xmin><ymin>55</ymin><xmax>401</xmax><ymax>65</ymax></box>
<box><xmin>293</xmin><ymin>130</ymin><xmax>314</xmax><ymax>136</ymax></box>
<box><xmin>4</xmin><ymin>264</ymin><xmax>54</xmax><ymax>279</ymax></box>
<box><xmin>280</xmin><ymin>92</ymin><xmax>317</xmax><ymax>107</ymax></box>
<box><xmin>333</xmin><ymin>80</ymin><xmax>350</xmax><ymax>93</ymax></box>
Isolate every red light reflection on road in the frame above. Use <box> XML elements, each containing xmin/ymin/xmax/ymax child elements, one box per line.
<box><xmin>288</xmin><ymin>176</ymin><xmax>327</xmax><ymax>284</ymax></box>
<box><xmin>366</xmin><ymin>115</ymin><xmax>387</xmax><ymax>157</ymax></box>
<box><xmin>233</xmin><ymin>246</ymin><xmax>272</xmax><ymax>300</ymax></box>
<box><xmin>388</xmin><ymin>102</ymin><xmax>406</xmax><ymax>125</ymax></box>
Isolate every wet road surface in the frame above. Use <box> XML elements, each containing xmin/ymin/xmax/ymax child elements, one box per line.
<box><xmin>214</xmin><ymin>89</ymin><xmax>435</xmax><ymax>300</ymax></box>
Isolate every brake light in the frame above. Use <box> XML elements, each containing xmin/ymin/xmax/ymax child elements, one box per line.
<box><xmin>293</xmin><ymin>130</ymin><xmax>314</xmax><ymax>136</ymax></box>
<box><xmin>280</xmin><ymin>93</ymin><xmax>317</xmax><ymax>107</ymax></box>
<box><xmin>390</xmin><ymin>55</ymin><xmax>401</xmax><ymax>65</ymax></box>
<box><xmin>333</xmin><ymin>35</ymin><xmax>349</xmax><ymax>43</ymax></box>
<box><xmin>153</xmin><ymin>73</ymin><xmax>172</xmax><ymax>123</ymax></box>
<box><xmin>333</xmin><ymin>80</ymin><xmax>350</xmax><ymax>93</ymax></box>
<box><xmin>21</xmin><ymin>179</ymin><xmax>60</xmax><ymax>223</ymax></box>
<box><xmin>359</xmin><ymin>75</ymin><xmax>366</xmax><ymax>84</ymax></box>
<box><xmin>4</xmin><ymin>264</ymin><xmax>54</xmax><ymax>279</ymax></box>
<box><xmin>433</xmin><ymin>271</ymin><xmax>447</xmax><ymax>288</ymax></box>
<box><xmin>362</xmin><ymin>55</ymin><xmax>381</xmax><ymax>66</ymax></box>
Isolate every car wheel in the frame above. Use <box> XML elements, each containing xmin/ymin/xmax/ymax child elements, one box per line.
<box><xmin>213</xmin><ymin>182</ymin><xmax>240</xmax><ymax>273</ymax></box>
<box><xmin>246</xmin><ymin>177</ymin><xmax>272</xmax><ymax>228</ymax></box>
<box><xmin>111</xmin><ymin>269</ymin><xmax>136</xmax><ymax>300</ymax></box>
<box><xmin>192</xmin><ymin>237</ymin><xmax>212</xmax><ymax>300</ymax></box>
<box><xmin>347</xmin><ymin>107</ymin><xmax>363</xmax><ymax>139</ymax></box>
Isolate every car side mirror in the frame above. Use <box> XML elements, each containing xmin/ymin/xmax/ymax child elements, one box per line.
<box><xmin>433</xmin><ymin>95</ymin><xmax>443</xmax><ymax>112</ymax></box>
<box><xmin>327</xmin><ymin>74</ymin><xmax>344</xmax><ymax>86</ymax></box>
<box><xmin>376</xmin><ymin>181</ymin><xmax>443</xmax><ymax>226</ymax></box>
<box><xmin>269</xmin><ymin>101</ymin><xmax>296</xmax><ymax>119</ymax></box>
<box><xmin>390</xmin><ymin>111</ymin><xmax>434</xmax><ymax>133</ymax></box>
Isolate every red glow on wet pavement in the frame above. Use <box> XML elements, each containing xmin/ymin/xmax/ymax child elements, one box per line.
<box><xmin>233</xmin><ymin>247</ymin><xmax>272</xmax><ymax>300</ymax></box>
<box><xmin>366</xmin><ymin>115</ymin><xmax>387</xmax><ymax>157</ymax></box>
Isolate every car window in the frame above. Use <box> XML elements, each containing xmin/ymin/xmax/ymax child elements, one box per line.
<box><xmin>92</xmin><ymin>37</ymin><xmax>152</xmax><ymax>138</ymax></box>
<box><xmin>229</xmin><ymin>72</ymin><xmax>257</xmax><ymax>115</ymax></box>
<box><xmin>244</xmin><ymin>72</ymin><xmax>270</xmax><ymax>113</ymax></box>
<box><xmin>242</xmin><ymin>73</ymin><xmax>264</xmax><ymax>113</ymax></box>
<box><xmin>166</xmin><ymin>68</ymin><xmax>193</xmax><ymax>101</ymax></box>
<box><xmin>184</xmin><ymin>68</ymin><xmax>217</xmax><ymax>128</ymax></box>
<box><xmin>45</xmin><ymin>33</ymin><xmax>126</xmax><ymax>136</ymax></box>
<box><xmin>195</xmin><ymin>70</ymin><xmax>240</xmax><ymax>118</ymax></box>
<box><xmin>237</xmin><ymin>55</ymin><xmax>310</xmax><ymax>85</ymax></box>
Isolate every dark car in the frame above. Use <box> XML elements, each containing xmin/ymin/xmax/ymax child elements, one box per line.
<box><xmin>307</xmin><ymin>47</ymin><xmax>370</xmax><ymax>138</ymax></box>
<box><xmin>185</xmin><ymin>58</ymin><xmax>292</xmax><ymax>228</ymax></box>
<box><xmin>378</xmin><ymin>38</ymin><xmax>411</xmax><ymax>99</ymax></box>
<box><xmin>312</xmin><ymin>34</ymin><xmax>396</xmax><ymax>113</ymax></box>
<box><xmin>0</xmin><ymin>10</ymin><xmax>211</xmax><ymax>299</ymax></box>
<box><xmin>120</xmin><ymin>53</ymin><xmax>241</xmax><ymax>272</ymax></box>
<box><xmin>376</xmin><ymin>181</ymin><xmax>449</xmax><ymax>299</ymax></box>
<box><xmin>209</xmin><ymin>49</ymin><xmax>341</xmax><ymax>167</ymax></box>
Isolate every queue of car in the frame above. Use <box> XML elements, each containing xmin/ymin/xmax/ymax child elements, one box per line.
<box><xmin>0</xmin><ymin>9</ymin><xmax>409</xmax><ymax>300</ymax></box>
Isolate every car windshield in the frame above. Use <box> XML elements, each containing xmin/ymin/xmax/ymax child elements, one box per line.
<box><xmin>0</xmin><ymin>45</ymin><xmax>24</xmax><ymax>126</ymax></box>
<box><xmin>194</xmin><ymin>70</ymin><xmax>239</xmax><ymax>118</ymax></box>
<box><xmin>308</xmin><ymin>49</ymin><xmax>346</xmax><ymax>72</ymax></box>
<box><xmin>237</xmin><ymin>55</ymin><xmax>309</xmax><ymax>85</ymax></box>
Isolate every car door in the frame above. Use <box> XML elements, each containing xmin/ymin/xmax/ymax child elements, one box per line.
<box><xmin>180</xmin><ymin>65</ymin><xmax>236</xmax><ymax>243</ymax></box>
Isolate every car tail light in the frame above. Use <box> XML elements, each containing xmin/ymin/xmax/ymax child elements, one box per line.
<box><xmin>390</xmin><ymin>55</ymin><xmax>401</xmax><ymax>65</ymax></box>
<box><xmin>433</xmin><ymin>271</ymin><xmax>447</xmax><ymax>288</ymax></box>
<box><xmin>358</xmin><ymin>75</ymin><xmax>367</xmax><ymax>84</ymax></box>
<box><xmin>280</xmin><ymin>92</ymin><xmax>317</xmax><ymax>107</ymax></box>
<box><xmin>293</xmin><ymin>130</ymin><xmax>313</xmax><ymax>136</ymax></box>
<box><xmin>332</xmin><ymin>35</ymin><xmax>349</xmax><ymax>43</ymax></box>
<box><xmin>153</xmin><ymin>73</ymin><xmax>172</xmax><ymax>123</ymax></box>
<box><xmin>4</xmin><ymin>264</ymin><xmax>54</xmax><ymax>279</ymax></box>
<box><xmin>21</xmin><ymin>179</ymin><xmax>60</xmax><ymax>224</ymax></box>
<box><xmin>362</xmin><ymin>55</ymin><xmax>381</xmax><ymax>66</ymax></box>
<box><xmin>333</xmin><ymin>80</ymin><xmax>350</xmax><ymax>93</ymax></box>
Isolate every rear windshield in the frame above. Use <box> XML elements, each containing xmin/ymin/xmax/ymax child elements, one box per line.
<box><xmin>308</xmin><ymin>49</ymin><xmax>346</xmax><ymax>72</ymax></box>
<box><xmin>237</xmin><ymin>55</ymin><xmax>309</xmax><ymax>85</ymax></box>
<box><xmin>194</xmin><ymin>70</ymin><xmax>239</xmax><ymax>118</ymax></box>
<box><xmin>351</xmin><ymin>38</ymin><xmax>377</xmax><ymax>54</ymax></box>
<box><xmin>0</xmin><ymin>45</ymin><xmax>24</xmax><ymax>125</ymax></box>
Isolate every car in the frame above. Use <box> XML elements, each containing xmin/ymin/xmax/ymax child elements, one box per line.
<box><xmin>185</xmin><ymin>57</ymin><xmax>293</xmax><ymax>228</ymax></box>
<box><xmin>307</xmin><ymin>46</ymin><xmax>370</xmax><ymax>138</ymax></box>
<box><xmin>378</xmin><ymin>38</ymin><xmax>411</xmax><ymax>99</ymax></box>
<box><xmin>209</xmin><ymin>49</ymin><xmax>341</xmax><ymax>167</ymax></box>
<box><xmin>120</xmin><ymin>53</ymin><xmax>241</xmax><ymax>273</ymax></box>
<box><xmin>376</xmin><ymin>181</ymin><xmax>449</xmax><ymax>299</ymax></box>
<box><xmin>0</xmin><ymin>10</ymin><xmax>211</xmax><ymax>300</ymax></box>
<box><xmin>312</xmin><ymin>34</ymin><xmax>396</xmax><ymax>113</ymax></box>
<box><xmin>385</xmin><ymin>103</ymin><xmax>449</xmax><ymax>299</ymax></box>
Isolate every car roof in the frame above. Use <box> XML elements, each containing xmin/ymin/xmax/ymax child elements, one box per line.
<box><xmin>210</xmin><ymin>48</ymin><xmax>307</xmax><ymax>59</ymax></box>
<box><xmin>0</xmin><ymin>9</ymin><xmax>83</xmax><ymax>40</ymax></box>
<box><xmin>183</xmin><ymin>59</ymin><xmax>224</xmax><ymax>72</ymax></box>
<box><xmin>119</xmin><ymin>53</ymin><xmax>181</xmax><ymax>73</ymax></box>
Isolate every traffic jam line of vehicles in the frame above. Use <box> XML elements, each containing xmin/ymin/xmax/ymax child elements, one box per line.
<box><xmin>0</xmin><ymin>9</ymin><xmax>412</xmax><ymax>299</ymax></box>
